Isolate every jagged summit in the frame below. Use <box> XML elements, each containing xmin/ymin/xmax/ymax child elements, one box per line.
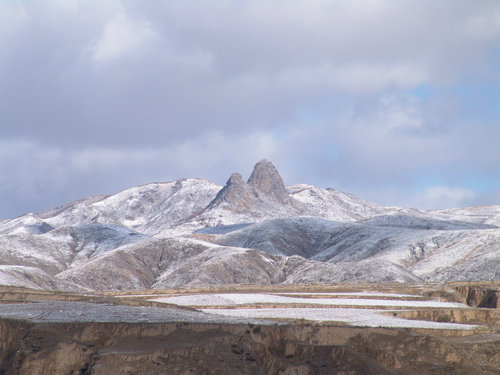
<box><xmin>247</xmin><ymin>160</ymin><xmax>291</xmax><ymax>204</ymax></box>
<box><xmin>206</xmin><ymin>160</ymin><xmax>294</xmax><ymax>212</ymax></box>
<box><xmin>208</xmin><ymin>173</ymin><xmax>256</xmax><ymax>212</ymax></box>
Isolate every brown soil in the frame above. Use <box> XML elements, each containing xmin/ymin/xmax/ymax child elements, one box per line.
<box><xmin>0</xmin><ymin>320</ymin><xmax>499</xmax><ymax>375</ymax></box>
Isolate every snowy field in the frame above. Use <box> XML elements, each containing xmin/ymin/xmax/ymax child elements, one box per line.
<box><xmin>150</xmin><ymin>293</ymin><xmax>467</xmax><ymax>309</ymax></box>
<box><xmin>0</xmin><ymin>301</ymin><xmax>264</xmax><ymax>324</ymax></box>
<box><xmin>201</xmin><ymin>308</ymin><xmax>478</xmax><ymax>330</ymax></box>
<box><xmin>268</xmin><ymin>292</ymin><xmax>419</xmax><ymax>297</ymax></box>
<box><xmin>149</xmin><ymin>292</ymin><xmax>476</xmax><ymax>330</ymax></box>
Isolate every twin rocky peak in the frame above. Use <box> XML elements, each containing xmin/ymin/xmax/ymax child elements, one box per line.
<box><xmin>208</xmin><ymin>160</ymin><xmax>294</xmax><ymax>212</ymax></box>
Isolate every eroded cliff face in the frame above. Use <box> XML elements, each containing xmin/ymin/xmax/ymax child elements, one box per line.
<box><xmin>454</xmin><ymin>285</ymin><xmax>500</xmax><ymax>309</ymax></box>
<box><xmin>467</xmin><ymin>288</ymin><xmax>499</xmax><ymax>309</ymax></box>
<box><xmin>1</xmin><ymin>320</ymin><xmax>499</xmax><ymax>375</ymax></box>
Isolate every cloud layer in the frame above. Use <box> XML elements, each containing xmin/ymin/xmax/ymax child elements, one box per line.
<box><xmin>1</xmin><ymin>0</ymin><xmax>499</xmax><ymax>217</ymax></box>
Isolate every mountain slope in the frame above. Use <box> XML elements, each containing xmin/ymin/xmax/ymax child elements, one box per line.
<box><xmin>20</xmin><ymin>179</ymin><xmax>220</xmax><ymax>236</ymax></box>
<box><xmin>56</xmin><ymin>237</ymin><xmax>288</xmax><ymax>290</ymax></box>
<box><xmin>207</xmin><ymin>214</ymin><xmax>500</xmax><ymax>282</ymax></box>
<box><xmin>0</xmin><ymin>159</ymin><xmax>498</xmax><ymax>291</ymax></box>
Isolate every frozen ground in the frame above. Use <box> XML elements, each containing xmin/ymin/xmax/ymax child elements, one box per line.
<box><xmin>275</xmin><ymin>292</ymin><xmax>419</xmax><ymax>298</ymax></box>
<box><xmin>150</xmin><ymin>293</ymin><xmax>468</xmax><ymax>309</ymax></box>
<box><xmin>0</xmin><ymin>301</ymin><xmax>267</xmax><ymax>324</ymax></box>
<box><xmin>201</xmin><ymin>307</ymin><xmax>478</xmax><ymax>330</ymax></box>
<box><xmin>148</xmin><ymin>292</ymin><xmax>478</xmax><ymax>330</ymax></box>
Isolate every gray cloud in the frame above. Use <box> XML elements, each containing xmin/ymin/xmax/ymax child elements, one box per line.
<box><xmin>1</xmin><ymin>0</ymin><xmax>499</xmax><ymax>217</ymax></box>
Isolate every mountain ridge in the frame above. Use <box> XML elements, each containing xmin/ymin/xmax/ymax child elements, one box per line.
<box><xmin>0</xmin><ymin>160</ymin><xmax>498</xmax><ymax>291</ymax></box>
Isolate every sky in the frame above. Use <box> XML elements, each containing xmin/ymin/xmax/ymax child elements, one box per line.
<box><xmin>1</xmin><ymin>0</ymin><xmax>500</xmax><ymax>218</ymax></box>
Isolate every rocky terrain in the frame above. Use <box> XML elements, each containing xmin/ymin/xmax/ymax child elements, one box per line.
<box><xmin>2</xmin><ymin>317</ymin><xmax>499</xmax><ymax>375</ymax></box>
<box><xmin>0</xmin><ymin>160</ymin><xmax>499</xmax><ymax>291</ymax></box>
<box><xmin>0</xmin><ymin>284</ymin><xmax>499</xmax><ymax>375</ymax></box>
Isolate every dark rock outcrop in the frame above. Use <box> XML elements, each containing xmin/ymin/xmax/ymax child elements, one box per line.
<box><xmin>207</xmin><ymin>173</ymin><xmax>256</xmax><ymax>212</ymax></box>
<box><xmin>247</xmin><ymin>159</ymin><xmax>292</xmax><ymax>205</ymax></box>
<box><xmin>207</xmin><ymin>160</ymin><xmax>295</xmax><ymax>212</ymax></box>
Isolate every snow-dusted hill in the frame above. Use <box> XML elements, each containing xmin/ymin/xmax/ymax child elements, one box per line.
<box><xmin>39</xmin><ymin>178</ymin><xmax>222</xmax><ymax>235</ymax></box>
<box><xmin>0</xmin><ymin>160</ymin><xmax>498</xmax><ymax>290</ymax></box>
<box><xmin>211</xmin><ymin>215</ymin><xmax>500</xmax><ymax>282</ymax></box>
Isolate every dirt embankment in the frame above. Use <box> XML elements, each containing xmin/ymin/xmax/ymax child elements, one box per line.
<box><xmin>459</xmin><ymin>286</ymin><xmax>499</xmax><ymax>308</ymax></box>
<box><xmin>388</xmin><ymin>308</ymin><xmax>500</xmax><ymax>327</ymax></box>
<box><xmin>1</xmin><ymin>320</ymin><xmax>499</xmax><ymax>375</ymax></box>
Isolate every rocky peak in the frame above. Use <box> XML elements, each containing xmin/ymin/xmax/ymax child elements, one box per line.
<box><xmin>206</xmin><ymin>160</ymin><xmax>294</xmax><ymax>213</ymax></box>
<box><xmin>227</xmin><ymin>172</ymin><xmax>245</xmax><ymax>186</ymax></box>
<box><xmin>247</xmin><ymin>160</ymin><xmax>291</xmax><ymax>204</ymax></box>
<box><xmin>207</xmin><ymin>173</ymin><xmax>256</xmax><ymax>212</ymax></box>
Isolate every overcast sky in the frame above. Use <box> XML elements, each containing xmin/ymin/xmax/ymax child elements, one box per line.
<box><xmin>1</xmin><ymin>0</ymin><xmax>500</xmax><ymax>218</ymax></box>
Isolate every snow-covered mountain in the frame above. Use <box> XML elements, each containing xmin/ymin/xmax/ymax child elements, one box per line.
<box><xmin>0</xmin><ymin>160</ymin><xmax>498</xmax><ymax>291</ymax></box>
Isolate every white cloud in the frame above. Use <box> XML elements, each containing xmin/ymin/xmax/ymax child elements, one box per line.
<box><xmin>411</xmin><ymin>186</ymin><xmax>477</xmax><ymax>210</ymax></box>
<box><xmin>465</xmin><ymin>8</ymin><xmax>500</xmax><ymax>39</ymax></box>
<box><xmin>0</xmin><ymin>1</ymin><xmax>29</xmax><ymax>37</ymax></box>
<box><xmin>333</xmin><ymin>63</ymin><xmax>428</xmax><ymax>93</ymax></box>
<box><xmin>0</xmin><ymin>140</ymin><xmax>66</xmax><ymax>206</ymax></box>
<box><xmin>275</xmin><ymin>63</ymin><xmax>428</xmax><ymax>93</ymax></box>
<box><xmin>90</xmin><ymin>12</ymin><xmax>156</xmax><ymax>64</ymax></box>
<box><xmin>70</xmin><ymin>130</ymin><xmax>277</xmax><ymax>177</ymax></box>
<box><xmin>1</xmin><ymin>0</ymin><xmax>499</xmax><ymax>216</ymax></box>
<box><xmin>0</xmin><ymin>130</ymin><xmax>280</xmax><ymax>216</ymax></box>
<box><xmin>374</xmin><ymin>95</ymin><xmax>424</xmax><ymax>132</ymax></box>
<box><xmin>71</xmin><ymin>148</ymin><xmax>156</xmax><ymax>172</ymax></box>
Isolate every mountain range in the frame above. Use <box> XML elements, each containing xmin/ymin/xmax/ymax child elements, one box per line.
<box><xmin>1</xmin><ymin>160</ymin><xmax>499</xmax><ymax>291</ymax></box>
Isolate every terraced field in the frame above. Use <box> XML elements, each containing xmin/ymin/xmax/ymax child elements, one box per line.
<box><xmin>0</xmin><ymin>283</ymin><xmax>499</xmax><ymax>374</ymax></box>
<box><xmin>114</xmin><ymin>283</ymin><xmax>500</xmax><ymax>331</ymax></box>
